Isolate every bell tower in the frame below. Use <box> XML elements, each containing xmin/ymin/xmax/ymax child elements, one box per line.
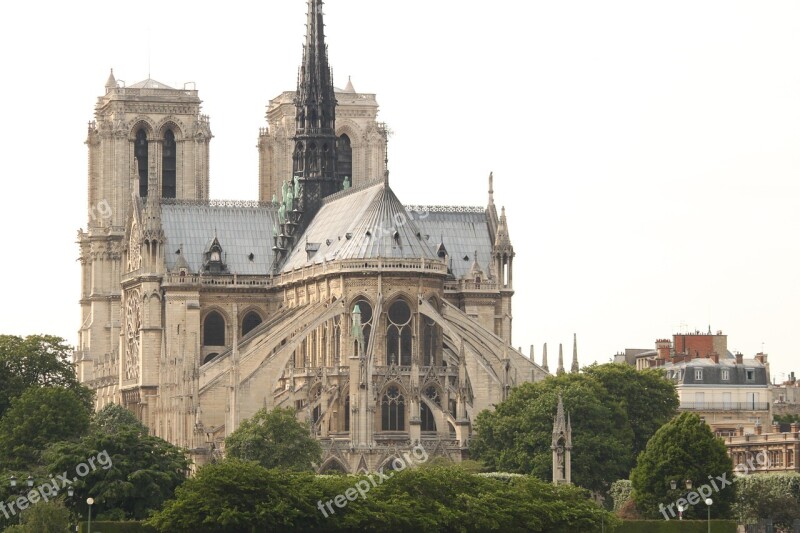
<box><xmin>76</xmin><ymin>70</ymin><xmax>212</xmax><ymax>400</ymax></box>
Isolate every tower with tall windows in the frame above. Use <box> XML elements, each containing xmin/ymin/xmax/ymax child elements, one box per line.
<box><xmin>75</xmin><ymin>73</ymin><xmax>211</xmax><ymax>406</ymax></box>
<box><xmin>77</xmin><ymin>0</ymin><xmax>545</xmax><ymax>471</ymax></box>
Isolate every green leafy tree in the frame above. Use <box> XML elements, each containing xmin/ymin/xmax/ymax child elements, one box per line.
<box><xmin>2</xmin><ymin>499</ymin><xmax>71</xmax><ymax>533</ymax></box>
<box><xmin>148</xmin><ymin>462</ymin><xmax>617</xmax><ymax>532</ymax></box>
<box><xmin>733</xmin><ymin>473</ymin><xmax>800</xmax><ymax>527</ymax></box>
<box><xmin>470</xmin><ymin>372</ymin><xmax>635</xmax><ymax>495</ymax></box>
<box><xmin>630</xmin><ymin>412</ymin><xmax>734</xmax><ymax>519</ymax></box>
<box><xmin>0</xmin><ymin>335</ymin><xmax>93</xmax><ymax>417</ymax></box>
<box><xmin>359</xmin><ymin>465</ymin><xmax>617</xmax><ymax>532</ymax></box>
<box><xmin>44</xmin><ymin>416</ymin><xmax>188</xmax><ymax>520</ymax></box>
<box><xmin>0</xmin><ymin>387</ymin><xmax>91</xmax><ymax>469</ymax></box>
<box><xmin>90</xmin><ymin>403</ymin><xmax>147</xmax><ymax>433</ymax></box>
<box><xmin>225</xmin><ymin>407</ymin><xmax>322</xmax><ymax>471</ymax></box>
<box><xmin>583</xmin><ymin>363</ymin><xmax>679</xmax><ymax>457</ymax></box>
<box><xmin>146</xmin><ymin>459</ymin><xmax>324</xmax><ymax>532</ymax></box>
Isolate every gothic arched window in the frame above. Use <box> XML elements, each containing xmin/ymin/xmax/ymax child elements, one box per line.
<box><xmin>381</xmin><ymin>386</ymin><xmax>405</xmax><ymax>431</ymax></box>
<box><xmin>242</xmin><ymin>311</ymin><xmax>263</xmax><ymax>336</ymax></box>
<box><xmin>421</xmin><ymin>402</ymin><xmax>436</xmax><ymax>432</ymax></box>
<box><xmin>135</xmin><ymin>128</ymin><xmax>148</xmax><ymax>197</ymax></box>
<box><xmin>344</xmin><ymin>395</ymin><xmax>350</xmax><ymax>432</ymax></box>
<box><xmin>203</xmin><ymin>352</ymin><xmax>219</xmax><ymax>365</ymax></box>
<box><xmin>386</xmin><ymin>299</ymin><xmax>412</xmax><ymax>366</ymax></box>
<box><xmin>422</xmin><ymin>316</ymin><xmax>439</xmax><ymax>366</ymax></box>
<box><xmin>162</xmin><ymin>129</ymin><xmax>176</xmax><ymax>198</ymax></box>
<box><xmin>294</xmin><ymin>143</ymin><xmax>304</xmax><ymax>172</ymax></box>
<box><xmin>203</xmin><ymin>311</ymin><xmax>225</xmax><ymax>346</ymax></box>
<box><xmin>336</xmin><ymin>134</ymin><xmax>352</xmax><ymax>185</ymax></box>
<box><xmin>333</xmin><ymin>315</ymin><xmax>341</xmax><ymax>364</ymax></box>
<box><xmin>352</xmin><ymin>298</ymin><xmax>373</xmax><ymax>355</ymax></box>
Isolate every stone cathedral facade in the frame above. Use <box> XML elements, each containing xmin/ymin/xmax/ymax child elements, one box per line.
<box><xmin>75</xmin><ymin>1</ymin><xmax>547</xmax><ymax>472</ymax></box>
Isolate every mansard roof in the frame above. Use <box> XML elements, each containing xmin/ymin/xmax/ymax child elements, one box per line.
<box><xmin>406</xmin><ymin>207</ymin><xmax>493</xmax><ymax>279</ymax></box>
<box><xmin>161</xmin><ymin>200</ymin><xmax>279</xmax><ymax>275</ymax></box>
<box><xmin>281</xmin><ymin>179</ymin><xmax>438</xmax><ymax>272</ymax></box>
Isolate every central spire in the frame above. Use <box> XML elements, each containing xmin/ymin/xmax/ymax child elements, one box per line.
<box><xmin>293</xmin><ymin>0</ymin><xmax>339</xmax><ymax>221</ymax></box>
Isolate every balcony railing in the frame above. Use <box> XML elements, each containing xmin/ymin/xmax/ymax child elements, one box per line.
<box><xmin>679</xmin><ymin>402</ymin><xmax>770</xmax><ymax>411</ymax></box>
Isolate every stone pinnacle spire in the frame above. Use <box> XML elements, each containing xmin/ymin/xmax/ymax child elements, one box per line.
<box><xmin>542</xmin><ymin>342</ymin><xmax>549</xmax><ymax>373</ymax></box>
<box><xmin>557</xmin><ymin>343</ymin><xmax>565</xmax><ymax>375</ymax></box>
<box><xmin>488</xmin><ymin>171</ymin><xmax>494</xmax><ymax>206</ymax></box>
<box><xmin>571</xmin><ymin>333</ymin><xmax>579</xmax><ymax>373</ymax></box>
<box><xmin>105</xmin><ymin>68</ymin><xmax>116</xmax><ymax>90</ymax></box>
<box><xmin>293</xmin><ymin>0</ymin><xmax>339</xmax><ymax>221</ymax></box>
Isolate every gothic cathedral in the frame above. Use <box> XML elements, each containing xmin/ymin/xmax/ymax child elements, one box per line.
<box><xmin>75</xmin><ymin>0</ymin><xmax>548</xmax><ymax>472</ymax></box>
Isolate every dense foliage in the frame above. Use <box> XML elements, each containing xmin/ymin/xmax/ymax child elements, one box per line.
<box><xmin>732</xmin><ymin>472</ymin><xmax>800</xmax><ymax>527</ymax></box>
<box><xmin>44</xmin><ymin>406</ymin><xmax>189</xmax><ymax>520</ymax></box>
<box><xmin>0</xmin><ymin>386</ymin><xmax>91</xmax><ymax>469</ymax></box>
<box><xmin>147</xmin><ymin>461</ymin><xmax>617</xmax><ymax>532</ymax></box>
<box><xmin>470</xmin><ymin>363</ymin><xmax>678</xmax><ymax>496</ymax></box>
<box><xmin>610</xmin><ymin>479</ymin><xmax>633</xmax><ymax>512</ymax></box>
<box><xmin>225</xmin><ymin>407</ymin><xmax>322</xmax><ymax>471</ymax></box>
<box><xmin>630</xmin><ymin>412</ymin><xmax>734</xmax><ymax>519</ymax></box>
<box><xmin>0</xmin><ymin>334</ymin><xmax>93</xmax><ymax>418</ymax></box>
<box><xmin>2</xmin><ymin>500</ymin><xmax>71</xmax><ymax>533</ymax></box>
<box><xmin>583</xmin><ymin>364</ymin><xmax>679</xmax><ymax>458</ymax></box>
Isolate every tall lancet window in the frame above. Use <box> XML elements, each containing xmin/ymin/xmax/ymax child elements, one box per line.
<box><xmin>353</xmin><ymin>299</ymin><xmax>373</xmax><ymax>354</ymax></box>
<box><xmin>336</xmin><ymin>134</ymin><xmax>352</xmax><ymax>184</ymax></box>
<box><xmin>162</xmin><ymin>129</ymin><xmax>176</xmax><ymax>198</ymax></box>
<box><xmin>135</xmin><ymin>129</ymin><xmax>148</xmax><ymax>197</ymax></box>
<box><xmin>386</xmin><ymin>300</ymin><xmax>412</xmax><ymax>366</ymax></box>
<box><xmin>381</xmin><ymin>386</ymin><xmax>405</xmax><ymax>431</ymax></box>
<box><xmin>422</xmin><ymin>316</ymin><xmax>439</xmax><ymax>366</ymax></box>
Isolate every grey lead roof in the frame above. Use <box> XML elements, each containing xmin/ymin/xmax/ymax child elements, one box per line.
<box><xmin>162</xmin><ymin>203</ymin><xmax>279</xmax><ymax>274</ymax></box>
<box><xmin>158</xmin><ymin>183</ymin><xmax>495</xmax><ymax>278</ymax></box>
<box><xmin>407</xmin><ymin>209</ymin><xmax>494</xmax><ymax>279</ymax></box>
<box><xmin>281</xmin><ymin>180</ymin><xmax>438</xmax><ymax>272</ymax></box>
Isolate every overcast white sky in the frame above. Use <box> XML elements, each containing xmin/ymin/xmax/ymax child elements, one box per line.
<box><xmin>1</xmin><ymin>1</ymin><xmax>798</xmax><ymax>380</ymax></box>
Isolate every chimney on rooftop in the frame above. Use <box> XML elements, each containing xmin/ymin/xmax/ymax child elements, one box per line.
<box><xmin>735</xmin><ymin>353</ymin><xmax>743</xmax><ymax>365</ymax></box>
<box><xmin>755</xmin><ymin>422</ymin><xmax>762</xmax><ymax>435</ymax></box>
<box><xmin>656</xmin><ymin>339</ymin><xmax>671</xmax><ymax>361</ymax></box>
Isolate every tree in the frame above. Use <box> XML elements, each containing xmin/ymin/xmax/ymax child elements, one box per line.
<box><xmin>147</xmin><ymin>462</ymin><xmax>617</xmax><ymax>532</ymax></box>
<box><xmin>3</xmin><ymin>500</ymin><xmax>71</xmax><ymax>533</ymax></box>
<box><xmin>733</xmin><ymin>473</ymin><xmax>800</xmax><ymax>528</ymax></box>
<box><xmin>583</xmin><ymin>363</ymin><xmax>679</xmax><ymax>457</ymax></box>
<box><xmin>0</xmin><ymin>335</ymin><xmax>93</xmax><ymax>418</ymax></box>
<box><xmin>90</xmin><ymin>403</ymin><xmax>147</xmax><ymax>434</ymax></box>
<box><xmin>225</xmin><ymin>407</ymin><xmax>322</xmax><ymax>471</ymax></box>
<box><xmin>470</xmin><ymin>372</ymin><xmax>635</xmax><ymax>495</ymax></box>
<box><xmin>146</xmin><ymin>459</ymin><xmax>324</xmax><ymax>532</ymax></box>
<box><xmin>630</xmin><ymin>412</ymin><xmax>734</xmax><ymax>519</ymax></box>
<box><xmin>0</xmin><ymin>387</ymin><xmax>91</xmax><ymax>469</ymax></box>
<box><xmin>44</xmin><ymin>418</ymin><xmax>189</xmax><ymax>520</ymax></box>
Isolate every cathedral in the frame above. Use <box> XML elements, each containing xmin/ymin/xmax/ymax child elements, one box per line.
<box><xmin>75</xmin><ymin>0</ymin><xmax>548</xmax><ymax>472</ymax></box>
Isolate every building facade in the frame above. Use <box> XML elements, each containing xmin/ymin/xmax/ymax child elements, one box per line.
<box><xmin>725</xmin><ymin>422</ymin><xmax>800</xmax><ymax>474</ymax></box>
<box><xmin>74</xmin><ymin>0</ymin><xmax>547</xmax><ymax>471</ymax></box>
<box><xmin>619</xmin><ymin>332</ymin><xmax>771</xmax><ymax>435</ymax></box>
